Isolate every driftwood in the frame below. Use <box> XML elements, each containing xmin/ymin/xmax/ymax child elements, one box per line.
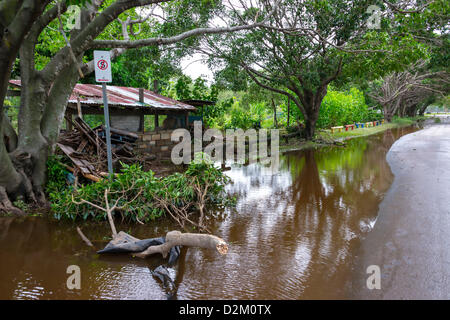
<box><xmin>132</xmin><ymin>231</ymin><xmax>228</xmax><ymax>259</ymax></box>
<box><xmin>76</xmin><ymin>227</ymin><xmax>94</xmax><ymax>247</ymax></box>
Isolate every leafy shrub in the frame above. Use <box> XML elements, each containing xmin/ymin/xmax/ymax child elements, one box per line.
<box><xmin>46</xmin><ymin>155</ymin><xmax>70</xmax><ymax>195</ymax></box>
<box><xmin>226</xmin><ymin>104</ymin><xmax>258</xmax><ymax>129</ymax></box>
<box><xmin>317</xmin><ymin>88</ymin><xmax>370</xmax><ymax>128</ymax></box>
<box><xmin>50</xmin><ymin>159</ymin><xmax>231</xmax><ymax>223</ymax></box>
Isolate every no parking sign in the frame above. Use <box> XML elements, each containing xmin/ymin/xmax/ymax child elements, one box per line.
<box><xmin>94</xmin><ymin>51</ymin><xmax>112</xmax><ymax>83</ymax></box>
<box><xmin>93</xmin><ymin>50</ymin><xmax>113</xmax><ymax>175</ymax></box>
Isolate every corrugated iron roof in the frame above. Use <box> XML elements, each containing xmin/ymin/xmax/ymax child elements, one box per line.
<box><xmin>8</xmin><ymin>80</ymin><xmax>196</xmax><ymax>112</ymax></box>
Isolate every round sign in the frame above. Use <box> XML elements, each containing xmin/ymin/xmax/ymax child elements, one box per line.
<box><xmin>97</xmin><ymin>59</ymin><xmax>108</xmax><ymax>70</ymax></box>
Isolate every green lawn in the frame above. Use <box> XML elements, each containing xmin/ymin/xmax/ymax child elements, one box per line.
<box><xmin>279</xmin><ymin>118</ymin><xmax>421</xmax><ymax>153</ymax></box>
<box><xmin>318</xmin><ymin>123</ymin><xmax>399</xmax><ymax>140</ymax></box>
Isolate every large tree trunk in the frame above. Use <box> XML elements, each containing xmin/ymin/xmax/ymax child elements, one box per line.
<box><xmin>0</xmin><ymin>4</ymin><xmax>92</xmax><ymax>213</ymax></box>
<box><xmin>0</xmin><ymin>0</ymin><xmax>49</xmax><ymax>210</ymax></box>
<box><xmin>384</xmin><ymin>105</ymin><xmax>394</xmax><ymax>122</ymax></box>
<box><xmin>304</xmin><ymin>109</ymin><xmax>319</xmax><ymax>140</ymax></box>
<box><xmin>384</xmin><ymin>99</ymin><xmax>401</xmax><ymax>122</ymax></box>
<box><xmin>298</xmin><ymin>87</ymin><xmax>327</xmax><ymax>140</ymax></box>
<box><xmin>406</xmin><ymin>105</ymin><xmax>418</xmax><ymax>117</ymax></box>
<box><xmin>418</xmin><ymin>104</ymin><xmax>428</xmax><ymax>116</ymax></box>
<box><xmin>271</xmin><ymin>98</ymin><xmax>278</xmax><ymax>128</ymax></box>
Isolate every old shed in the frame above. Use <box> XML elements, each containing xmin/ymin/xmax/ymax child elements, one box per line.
<box><xmin>8</xmin><ymin>80</ymin><xmax>197</xmax><ymax>157</ymax></box>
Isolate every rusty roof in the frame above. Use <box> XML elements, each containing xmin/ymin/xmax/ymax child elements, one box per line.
<box><xmin>8</xmin><ymin>80</ymin><xmax>196</xmax><ymax>112</ymax></box>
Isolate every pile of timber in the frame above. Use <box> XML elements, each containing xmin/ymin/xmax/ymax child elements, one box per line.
<box><xmin>57</xmin><ymin>116</ymin><xmax>140</xmax><ymax>181</ymax></box>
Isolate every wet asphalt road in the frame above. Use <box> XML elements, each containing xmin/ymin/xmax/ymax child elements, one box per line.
<box><xmin>351</xmin><ymin>118</ymin><xmax>450</xmax><ymax>299</ymax></box>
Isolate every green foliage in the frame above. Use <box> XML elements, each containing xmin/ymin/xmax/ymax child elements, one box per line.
<box><xmin>206</xmin><ymin>96</ymin><xmax>261</xmax><ymax>130</ymax></box>
<box><xmin>67</xmin><ymin>0</ymin><xmax>92</xmax><ymax>5</ymax></box>
<box><xmin>160</xmin><ymin>75</ymin><xmax>217</xmax><ymax>102</ymax></box>
<box><xmin>175</xmin><ymin>74</ymin><xmax>193</xmax><ymax>100</ymax></box>
<box><xmin>204</xmin><ymin>96</ymin><xmax>233</xmax><ymax>128</ymax></box>
<box><xmin>83</xmin><ymin>114</ymin><xmax>104</xmax><ymax>128</ymax></box>
<box><xmin>391</xmin><ymin>117</ymin><xmax>416</xmax><ymax>126</ymax></box>
<box><xmin>227</xmin><ymin>103</ymin><xmax>258</xmax><ymax>130</ymax></box>
<box><xmin>50</xmin><ymin>160</ymin><xmax>231</xmax><ymax>223</ymax></box>
<box><xmin>316</xmin><ymin>88</ymin><xmax>379</xmax><ymax>128</ymax></box>
<box><xmin>46</xmin><ymin>156</ymin><xmax>70</xmax><ymax>196</ymax></box>
<box><xmin>12</xmin><ymin>199</ymin><xmax>29</xmax><ymax>212</ymax></box>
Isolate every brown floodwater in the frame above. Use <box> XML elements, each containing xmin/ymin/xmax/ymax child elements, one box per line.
<box><xmin>0</xmin><ymin>126</ymin><xmax>419</xmax><ymax>300</ymax></box>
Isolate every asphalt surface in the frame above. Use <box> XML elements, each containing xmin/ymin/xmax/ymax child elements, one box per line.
<box><xmin>351</xmin><ymin>118</ymin><xmax>450</xmax><ymax>299</ymax></box>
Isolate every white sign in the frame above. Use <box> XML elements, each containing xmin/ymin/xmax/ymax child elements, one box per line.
<box><xmin>94</xmin><ymin>50</ymin><xmax>112</xmax><ymax>83</ymax></box>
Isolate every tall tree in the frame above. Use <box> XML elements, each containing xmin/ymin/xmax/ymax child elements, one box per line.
<box><xmin>0</xmin><ymin>0</ymin><xmax>277</xmax><ymax>213</ymax></box>
<box><xmin>369</xmin><ymin>60</ymin><xmax>448</xmax><ymax>120</ymax></box>
<box><xmin>200</xmin><ymin>0</ymin><xmax>434</xmax><ymax>138</ymax></box>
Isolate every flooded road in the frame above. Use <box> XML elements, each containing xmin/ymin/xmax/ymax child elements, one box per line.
<box><xmin>0</xmin><ymin>126</ymin><xmax>419</xmax><ymax>300</ymax></box>
<box><xmin>352</xmin><ymin>121</ymin><xmax>450</xmax><ymax>299</ymax></box>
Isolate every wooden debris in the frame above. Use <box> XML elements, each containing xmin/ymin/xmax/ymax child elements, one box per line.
<box><xmin>57</xmin><ymin>116</ymin><xmax>143</xmax><ymax>181</ymax></box>
<box><xmin>76</xmin><ymin>227</ymin><xmax>94</xmax><ymax>247</ymax></box>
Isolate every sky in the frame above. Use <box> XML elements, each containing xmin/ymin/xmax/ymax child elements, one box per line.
<box><xmin>180</xmin><ymin>53</ymin><xmax>214</xmax><ymax>82</ymax></box>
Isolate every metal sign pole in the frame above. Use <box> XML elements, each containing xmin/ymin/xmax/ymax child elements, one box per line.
<box><xmin>94</xmin><ymin>50</ymin><xmax>113</xmax><ymax>177</ymax></box>
<box><xmin>102</xmin><ymin>83</ymin><xmax>113</xmax><ymax>176</ymax></box>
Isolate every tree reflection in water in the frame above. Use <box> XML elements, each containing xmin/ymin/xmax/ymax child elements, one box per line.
<box><xmin>0</xmin><ymin>126</ymin><xmax>420</xmax><ymax>300</ymax></box>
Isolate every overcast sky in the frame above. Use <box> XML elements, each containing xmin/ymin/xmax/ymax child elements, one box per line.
<box><xmin>180</xmin><ymin>53</ymin><xmax>214</xmax><ymax>82</ymax></box>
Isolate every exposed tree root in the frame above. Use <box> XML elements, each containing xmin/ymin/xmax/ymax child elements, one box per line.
<box><xmin>3</xmin><ymin>149</ymin><xmax>49</xmax><ymax>210</ymax></box>
<box><xmin>0</xmin><ymin>186</ymin><xmax>25</xmax><ymax>216</ymax></box>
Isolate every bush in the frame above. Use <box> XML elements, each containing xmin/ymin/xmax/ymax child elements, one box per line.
<box><xmin>391</xmin><ymin>117</ymin><xmax>415</xmax><ymax>125</ymax></box>
<box><xmin>317</xmin><ymin>88</ymin><xmax>370</xmax><ymax>128</ymax></box>
<box><xmin>50</xmin><ymin>159</ymin><xmax>231</xmax><ymax>224</ymax></box>
<box><xmin>226</xmin><ymin>104</ymin><xmax>260</xmax><ymax>130</ymax></box>
<box><xmin>46</xmin><ymin>155</ymin><xmax>70</xmax><ymax>195</ymax></box>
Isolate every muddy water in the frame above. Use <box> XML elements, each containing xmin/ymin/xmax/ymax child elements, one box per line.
<box><xmin>0</xmin><ymin>126</ymin><xmax>419</xmax><ymax>300</ymax></box>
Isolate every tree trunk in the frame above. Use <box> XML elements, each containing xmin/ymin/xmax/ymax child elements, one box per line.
<box><xmin>419</xmin><ymin>104</ymin><xmax>428</xmax><ymax>116</ymax></box>
<box><xmin>298</xmin><ymin>87</ymin><xmax>326</xmax><ymax>140</ymax></box>
<box><xmin>304</xmin><ymin>113</ymin><xmax>318</xmax><ymax>140</ymax></box>
<box><xmin>384</xmin><ymin>105</ymin><xmax>394</xmax><ymax>122</ymax></box>
<box><xmin>0</xmin><ymin>5</ymin><xmax>90</xmax><ymax>213</ymax></box>
<box><xmin>271</xmin><ymin>98</ymin><xmax>278</xmax><ymax>128</ymax></box>
<box><xmin>0</xmin><ymin>1</ymin><xmax>49</xmax><ymax>209</ymax></box>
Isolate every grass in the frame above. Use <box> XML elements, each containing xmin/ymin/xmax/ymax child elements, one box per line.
<box><xmin>317</xmin><ymin>123</ymin><xmax>398</xmax><ymax>140</ymax></box>
<box><xmin>320</xmin><ymin>117</ymin><xmax>425</xmax><ymax>141</ymax></box>
<box><xmin>279</xmin><ymin>116</ymin><xmax>423</xmax><ymax>152</ymax></box>
<box><xmin>280</xmin><ymin>138</ymin><xmax>321</xmax><ymax>153</ymax></box>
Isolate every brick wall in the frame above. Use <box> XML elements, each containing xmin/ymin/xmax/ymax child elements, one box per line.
<box><xmin>136</xmin><ymin>129</ymin><xmax>175</xmax><ymax>158</ymax></box>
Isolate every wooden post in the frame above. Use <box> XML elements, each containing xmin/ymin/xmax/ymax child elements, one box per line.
<box><xmin>185</xmin><ymin>112</ymin><xmax>189</xmax><ymax>129</ymax></box>
<box><xmin>139</xmin><ymin>88</ymin><xmax>144</xmax><ymax>132</ymax></box>
<box><xmin>139</xmin><ymin>88</ymin><xmax>144</xmax><ymax>103</ymax></box>
<box><xmin>67</xmin><ymin>113</ymin><xmax>73</xmax><ymax>131</ymax></box>
<box><xmin>155</xmin><ymin>114</ymin><xmax>159</xmax><ymax>129</ymax></box>
<box><xmin>76</xmin><ymin>96</ymin><xmax>83</xmax><ymax>119</ymax></box>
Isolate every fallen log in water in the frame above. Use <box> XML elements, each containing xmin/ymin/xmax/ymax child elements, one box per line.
<box><xmin>96</xmin><ymin>230</ymin><xmax>228</xmax><ymax>261</ymax></box>
<box><xmin>132</xmin><ymin>230</ymin><xmax>228</xmax><ymax>259</ymax></box>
